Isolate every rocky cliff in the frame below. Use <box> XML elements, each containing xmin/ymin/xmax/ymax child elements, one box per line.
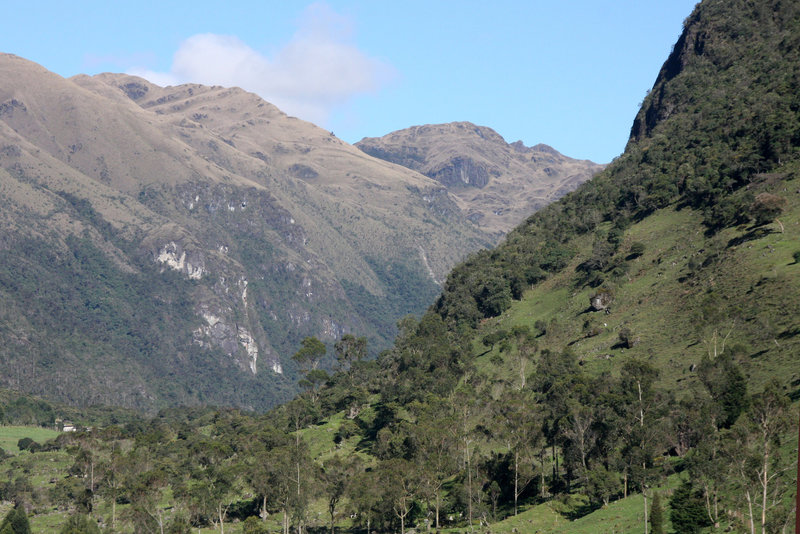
<box><xmin>356</xmin><ymin>122</ymin><xmax>604</xmax><ymax>236</ymax></box>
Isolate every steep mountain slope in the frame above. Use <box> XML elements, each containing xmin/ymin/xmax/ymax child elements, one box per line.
<box><xmin>356</xmin><ymin>122</ymin><xmax>604</xmax><ymax>236</ymax></box>
<box><xmin>0</xmin><ymin>54</ymin><xmax>493</xmax><ymax>411</ymax></box>
<box><xmin>310</xmin><ymin>0</ymin><xmax>800</xmax><ymax>528</ymax></box>
<box><xmin>1</xmin><ymin>2</ymin><xmax>798</xmax><ymax>533</ymax></box>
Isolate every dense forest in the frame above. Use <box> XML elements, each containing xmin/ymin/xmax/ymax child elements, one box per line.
<box><xmin>1</xmin><ymin>0</ymin><xmax>800</xmax><ymax>532</ymax></box>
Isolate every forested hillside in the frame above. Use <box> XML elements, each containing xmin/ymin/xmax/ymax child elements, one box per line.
<box><xmin>1</xmin><ymin>0</ymin><xmax>799</xmax><ymax>532</ymax></box>
<box><xmin>0</xmin><ymin>55</ymin><xmax>493</xmax><ymax>412</ymax></box>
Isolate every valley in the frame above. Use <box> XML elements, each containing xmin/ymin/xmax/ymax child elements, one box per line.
<box><xmin>0</xmin><ymin>0</ymin><xmax>799</xmax><ymax>533</ymax></box>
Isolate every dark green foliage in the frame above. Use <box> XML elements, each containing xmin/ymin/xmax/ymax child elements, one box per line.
<box><xmin>340</xmin><ymin>257</ymin><xmax>441</xmax><ymax>349</ymax></box>
<box><xmin>1</xmin><ymin>394</ymin><xmax>55</xmax><ymax>427</ymax></box>
<box><xmin>58</xmin><ymin>514</ymin><xmax>100</xmax><ymax>534</ymax></box>
<box><xmin>586</xmin><ymin>466</ymin><xmax>621</xmax><ymax>507</ymax></box>
<box><xmin>650</xmin><ymin>492</ymin><xmax>665</xmax><ymax>534</ymax></box>
<box><xmin>481</xmin><ymin>330</ymin><xmax>507</xmax><ymax>352</ymax></box>
<box><xmin>241</xmin><ymin>516</ymin><xmax>270</xmax><ymax>534</ymax></box>
<box><xmin>15</xmin><ymin>438</ymin><xmax>34</xmax><ymax>452</ymax></box>
<box><xmin>292</xmin><ymin>337</ymin><xmax>326</xmax><ymax>373</ymax></box>
<box><xmin>617</xmin><ymin>327</ymin><xmax>637</xmax><ymax>349</ymax></box>
<box><xmin>749</xmin><ymin>192</ymin><xmax>786</xmax><ymax>225</ymax></box>
<box><xmin>0</xmin><ymin>477</ymin><xmax>34</xmax><ymax>507</ymax></box>
<box><xmin>697</xmin><ymin>354</ymin><xmax>749</xmax><ymax>428</ymax></box>
<box><xmin>0</xmin><ymin>506</ymin><xmax>30</xmax><ymax>534</ymax></box>
<box><xmin>476</xmin><ymin>275</ymin><xmax>513</xmax><ymax>317</ymax></box>
<box><xmin>669</xmin><ymin>481</ymin><xmax>712</xmax><ymax>534</ymax></box>
<box><xmin>629</xmin><ymin>241</ymin><xmax>645</xmax><ymax>258</ymax></box>
<box><xmin>0</xmin><ymin>235</ymin><xmax>287</xmax><ymax>410</ymax></box>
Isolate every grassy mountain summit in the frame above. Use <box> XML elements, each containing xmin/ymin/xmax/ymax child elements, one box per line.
<box><xmin>356</xmin><ymin>121</ymin><xmax>604</xmax><ymax>236</ymax></box>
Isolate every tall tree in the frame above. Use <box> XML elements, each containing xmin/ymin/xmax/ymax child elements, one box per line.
<box><xmin>334</xmin><ymin>334</ymin><xmax>367</xmax><ymax>371</ymax></box>
<box><xmin>650</xmin><ymin>492</ymin><xmax>665</xmax><ymax>534</ymax></box>
<box><xmin>347</xmin><ymin>469</ymin><xmax>381</xmax><ymax>534</ymax></box>
<box><xmin>292</xmin><ymin>337</ymin><xmax>326</xmax><ymax>373</ymax></box>
<box><xmin>496</xmin><ymin>389</ymin><xmax>541</xmax><ymax>515</ymax></box>
<box><xmin>377</xmin><ymin>458</ymin><xmax>419</xmax><ymax>534</ymax></box>
<box><xmin>410</xmin><ymin>398</ymin><xmax>458</xmax><ymax>529</ymax></box>
<box><xmin>319</xmin><ymin>454</ymin><xmax>356</xmax><ymax>534</ymax></box>
<box><xmin>725</xmin><ymin>380</ymin><xmax>792</xmax><ymax>534</ymax></box>
<box><xmin>618</xmin><ymin>358</ymin><xmax>666</xmax><ymax>534</ymax></box>
<box><xmin>0</xmin><ymin>505</ymin><xmax>30</xmax><ymax>534</ymax></box>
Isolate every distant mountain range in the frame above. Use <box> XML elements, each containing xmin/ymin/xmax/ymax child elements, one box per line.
<box><xmin>357</xmin><ymin>122</ymin><xmax>604</xmax><ymax>236</ymax></box>
<box><xmin>0</xmin><ymin>54</ymin><xmax>599</xmax><ymax>410</ymax></box>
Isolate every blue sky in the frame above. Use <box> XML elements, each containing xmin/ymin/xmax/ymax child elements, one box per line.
<box><xmin>5</xmin><ymin>1</ymin><xmax>698</xmax><ymax>163</ymax></box>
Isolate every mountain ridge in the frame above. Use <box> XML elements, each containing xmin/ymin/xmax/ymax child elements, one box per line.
<box><xmin>0</xmin><ymin>53</ymin><xmax>492</xmax><ymax>410</ymax></box>
<box><xmin>356</xmin><ymin>121</ymin><xmax>604</xmax><ymax>236</ymax></box>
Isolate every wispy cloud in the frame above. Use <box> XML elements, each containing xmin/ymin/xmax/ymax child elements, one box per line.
<box><xmin>128</xmin><ymin>3</ymin><xmax>394</xmax><ymax>126</ymax></box>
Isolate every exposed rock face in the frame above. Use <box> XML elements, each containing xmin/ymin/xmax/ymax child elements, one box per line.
<box><xmin>357</xmin><ymin>122</ymin><xmax>605</xmax><ymax>237</ymax></box>
<box><xmin>429</xmin><ymin>156</ymin><xmax>491</xmax><ymax>188</ymax></box>
<box><xmin>590</xmin><ymin>291</ymin><xmax>614</xmax><ymax>312</ymax></box>
<box><xmin>0</xmin><ymin>53</ymin><xmax>494</xmax><ymax>411</ymax></box>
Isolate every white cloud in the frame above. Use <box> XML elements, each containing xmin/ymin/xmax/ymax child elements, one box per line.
<box><xmin>128</xmin><ymin>3</ymin><xmax>394</xmax><ymax>126</ymax></box>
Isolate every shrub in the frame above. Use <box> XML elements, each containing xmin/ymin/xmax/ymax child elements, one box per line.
<box><xmin>629</xmin><ymin>242</ymin><xmax>646</xmax><ymax>258</ymax></box>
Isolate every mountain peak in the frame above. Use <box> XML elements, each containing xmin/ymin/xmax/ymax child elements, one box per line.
<box><xmin>356</xmin><ymin>122</ymin><xmax>604</xmax><ymax>235</ymax></box>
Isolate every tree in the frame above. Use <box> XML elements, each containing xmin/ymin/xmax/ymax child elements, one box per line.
<box><xmin>292</xmin><ymin>337</ymin><xmax>326</xmax><ymax>373</ymax></box>
<box><xmin>451</xmin><ymin>384</ymin><xmax>482</xmax><ymax>528</ymax></box>
<box><xmin>684</xmin><ymin>413</ymin><xmax>727</xmax><ymax>527</ymax></box>
<box><xmin>376</xmin><ymin>458</ymin><xmax>419</xmax><ymax>534</ymax></box>
<box><xmin>618</xmin><ymin>358</ymin><xmax>666</xmax><ymax>534</ymax></box>
<box><xmin>649</xmin><ymin>492</ymin><xmax>665</xmax><ymax>534</ymax></box>
<box><xmin>617</xmin><ymin>327</ymin><xmax>638</xmax><ymax>349</ymax></box>
<box><xmin>261</xmin><ymin>445</ymin><xmax>296</xmax><ymax>534</ymax></box>
<box><xmin>124</xmin><ymin>466</ymin><xmax>169</xmax><ymax>534</ymax></box>
<box><xmin>16</xmin><ymin>438</ymin><xmax>35</xmax><ymax>453</ymax></box>
<box><xmin>475</xmin><ymin>275</ymin><xmax>512</xmax><ymax>318</ymax></box>
<box><xmin>0</xmin><ymin>505</ymin><xmax>30</xmax><ymax>534</ymax></box>
<box><xmin>749</xmin><ymin>193</ymin><xmax>786</xmax><ymax>226</ymax></box>
<box><xmin>246</xmin><ymin>446</ymin><xmax>286</xmax><ymax>523</ymax></box>
<box><xmin>480</xmin><ymin>329</ymin><xmax>507</xmax><ymax>354</ymax></box>
<box><xmin>347</xmin><ymin>469</ymin><xmax>381</xmax><ymax>534</ymax></box>
<box><xmin>98</xmin><ymin>443</ymin><xmax>126</xmax><ymax>530</ymax></box>
<box><xmin>58</xmin><ymin>514</ymin><xmax>100</xmax><ymax>534</ymax></box>
<box><xmin>319</xmin><ymin>455</ymin><xmax>355</xmax><ymax>534</ymax></box>
<box><xmin>532</xmin><ymin>348</ymin><xmax>579</xmax><ymax>492</ymax></box>
<box><xmin>563</xmin><ymin>401</ymin><xmax>596</xmax><ymax>491</ymax></box>
<box><xmin>586</xmin><ymin>465</ymin><xmax>621</xmax><ymax>507</ymax></box>
<box><xmin>496</xmin><ymin>390</ymin><xmax>541</xmax><ymax>515</ymax></box>
<box><xmin>298</xmin><ymin>368</ymin><xmax>329</xmax><ymax>406</ymax></box>
<box><xmin>698</xmin><ymin>353</ymin><xmax>749</xmax><ymax>429</ymax></box>
<box><xmin>670</xmin><ymin>481</ymin><xmax>711</xmax><ymax>534</ymax></box>
<box><xmin>629</xmin><ymin>241</ymin><xmax>646</xmax><ymax>258</ymax></box>
<box><xmin>411</xmin><ymin>399</ymin><xmax>458</xmax><ymax>529</ymax></box>
<box><xmin>725</xmin><ymin>380</ymin><xmax>792</xmax><ymax>534</ymax></box>
<box><xmin>510</xmin><ymin>325</ymin><xmax>535</xmax><ymax>390</ymax></box>
<box><xmin>334</xmin><ymin>334</ymin><xmax>366</xmax><ymax>371</ymax></box>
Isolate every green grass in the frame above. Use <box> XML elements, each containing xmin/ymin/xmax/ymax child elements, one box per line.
<box><xmin>480</xmin><ymin>475</ymin><xmax>682</xmax><ymax>534</ymax></box>
<box><xmin>473</xmin><ymin>171</ymin><xmax>800</xmax><ymax>401</ymax></box>
<box><xmin>0</xmin><ymin>425</ymin><xmax>60</xmax><ymax>454</ymax></box>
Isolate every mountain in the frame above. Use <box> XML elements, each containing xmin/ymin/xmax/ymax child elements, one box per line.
<box><xmin>0</xmin><ymin>54</ymin><xmax>494</xmax><ymax>411</ymax></box>
<box><xmin>1</xmin><ymin>0</ymin><xmax>799</xmax><ymax>533</ymax></box>
<box><xmin>356</xmin><ymin>122</ymin><xmax>604</xmax><ymax>236</ymax></box>
<box><xmin>350</xmin><ymin>0</ymin><xmax>800</xmax><ymax>529</ymax></box>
